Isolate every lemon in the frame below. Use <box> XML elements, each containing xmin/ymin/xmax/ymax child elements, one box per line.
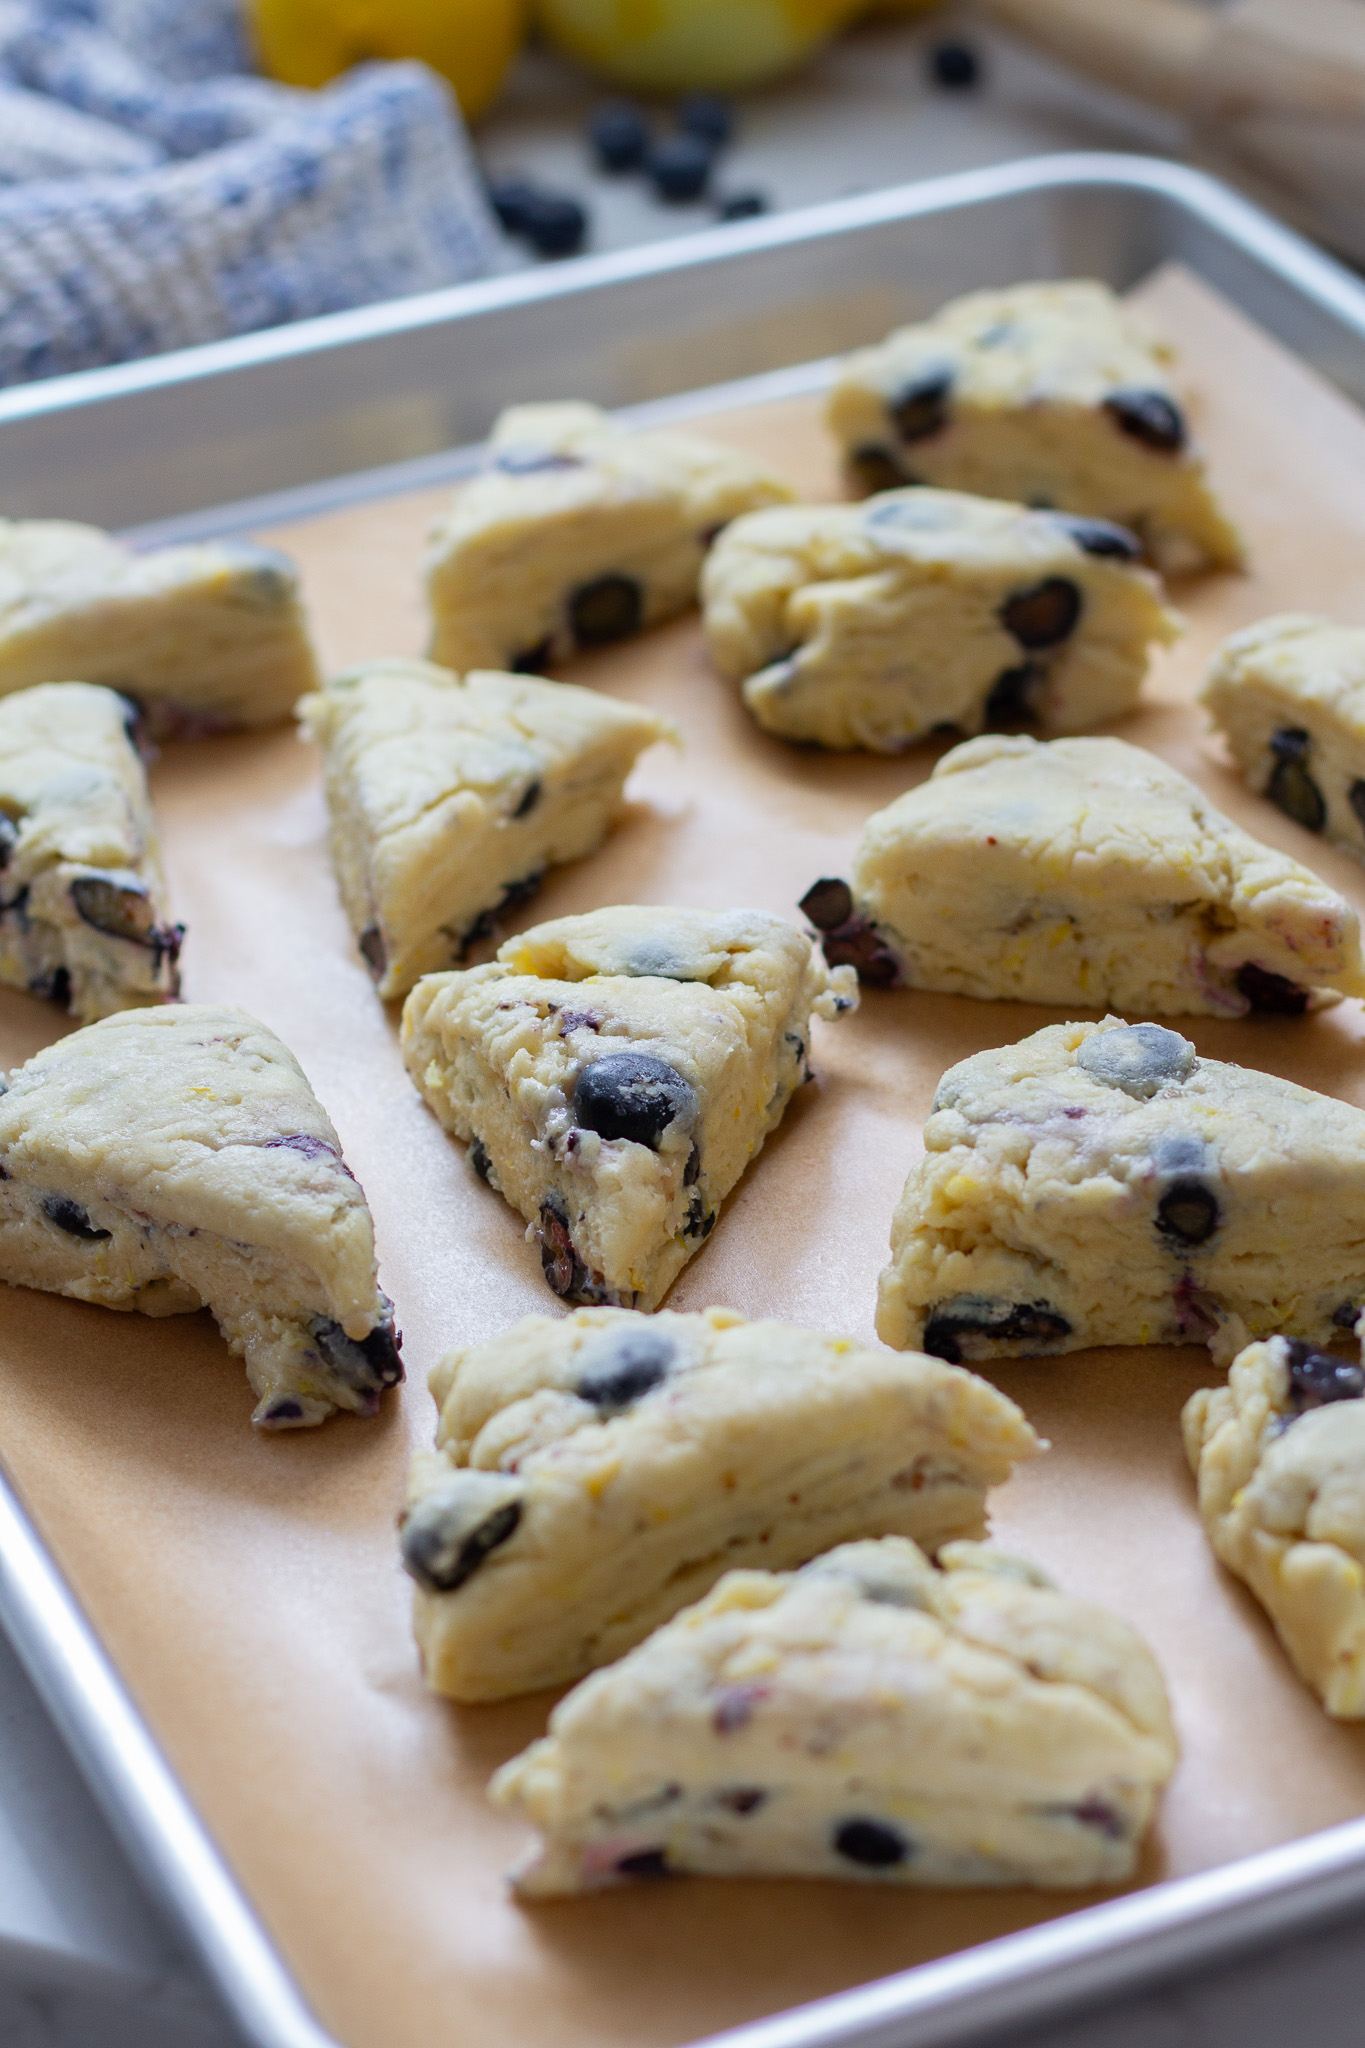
<box><xmin>251</xmin><ymin>0</ymin><xmax>528</xmax><ymax>119</ymax></box>
<box><xmin>535</xmin><ymin>0</ymin><xmax>866</xmax><ymax>93</ymax></box>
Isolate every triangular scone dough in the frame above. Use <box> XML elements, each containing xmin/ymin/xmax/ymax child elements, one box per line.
<box><xmin>401</xmin><ymin>906</ymin><xmax>858</xmax><ymax>1311</ymax></box>
<box><xmin>425</xmin><ymin>401</ymin><xmax>795</xmax><ymax>674</ymax></box>
<box><xmin>878</xmin><ymin>1017</ymin><xmax>1365</xmax><ymax>1363</ymax></box>
<box><xmin>0</xmin><ymin>517</ymin><xmax>320</xmax><ymax>736</ymax></box>
<box><xmin>1185</xmin><ymin>1335</ymin><xmax>1365</xmax><ymax>1717</ymax></box>
<box><xmin>402</xmin><ymin>1305</ymin><xmax>1041</xmax><ymax>1700</ymax></box>
<box><xmin>1201</xmin><ymin>614</ymin><xmax>1365</xmax><ymax>864</ymax></box>
<box><xmin>702</xmin><ymin>488</ymin><xmax>1180</xmax><ymax>752</ymax></box>
<box><xmin>0</xmin><ymin>682</ymin><xmax>183</xmax><ymax>1021</ymax></box>
<box><xmin>802</xmin><ymin>733</ymin><xmax>1365</xmax><ymax>1015</ymax></box>
<box><xmin>490</xmin><ymin>1535</ymin><xmax>1176</xmax><ymax>1894</ymax></box>
<box><xmin>826</xmin><ymin>280</ymin><xmax>1242</xmax><ymax>573</ymax></box>
<box><xmin>0</xmin><ymin>1005</ymin><xmax>401</xmax><ymax>1428</ymax></box>
<box><xmin>299</xmin><ymin>658</ymin><xmax>675</xmax><ymax>1000</ymax></box>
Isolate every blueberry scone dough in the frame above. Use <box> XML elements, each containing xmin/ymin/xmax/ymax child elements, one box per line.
<box><xmin>0</xmin><ymin>1005</ymin><xmax>402</xmax><ymax>1428</ymax></box>
<box><xmin>826</xmin><ymin>281</ymin><xmax>1242</xmax><ymax>574</ymax></box>
<box><xmin>1201</xmin><ymin>616</ymin><xmax>1365</xmax><ymax>864</ymax></box>
<box><xmin>0</xmin><ymin>682</ymin><xmax>183</xmax><ymax>1021</ymax></box>
<box><xmin>878</xmin><ymin>1017</ymin><xmax>1365</xmax><ymax>1365</ymax></box>
<box><xmin>0</xmin><ymin>517</ymin><xmax>320</xmax><ymax>736</ymax></box>
<box><xmin>300</xmin><ymin>658</ymin><xmax>674</xmax><ymax>1000</ymax></box>
<box><xmin>490</xmin><ymin>1535</ymin><xmax>1177</xmax><ymax>1895</ymax></box>
<box><xmin>401</xmin><ymin>906</ymin><xmax>858</xmax><ymax>1311</ymax></box>
<box><xmin>425</xmin><ymin>402</ymin><xmax>795</xmax><ymax>674</ymax></box>
<box><xmin>1184</xmin><ymin>1337</ymin><xmax>1365</xmax><ymax>1716</ymax></box>
<box><xmin>402</xmin><ymin>1305</ymin><xmax>1041</xmax><ymax>1700</ymax></box>
<box><xmin>801</xmin><ymin>733</ymin><xmax>1365</xmax><ymax>1015</ymax></box>
<box><xmin>701</xmin><ymin>489</ymin><xmax>1180</xmax><ymax>753</ymax></box>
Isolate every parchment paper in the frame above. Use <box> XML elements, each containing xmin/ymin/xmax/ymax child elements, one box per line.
<box><xmin>2</xmin><ymin>265</ymin><xmax>1365</xmax><ymax>2048</ymax></box>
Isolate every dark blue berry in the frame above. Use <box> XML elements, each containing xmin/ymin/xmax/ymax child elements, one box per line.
<box><xmin>42</xmin><ymin>1196</ymin><xmax>110</xmax><ymax>1242</ymax></box>
<box><xmin>589</xmin><ymin>102</ymin><xmax>649</xmax><ymax>172</ymax></box>
<box><xmin>717</xmin><ymin>190</ymin><xmax>767</xmax><ymax>221</ymax></box>
<box><xmin>577</xmin><ymin>1328</ymin><xmax>676</xmax><ymax>1412</ymax></box>
<box><xmin>678</xmin><ymin>93</ymin><xmax>732</xmax><ymax>145</ymax></box>
<box><xmin>929</xmin><ymin>41</ymin><xmax>981</xmax><ymax>89</ymax></box>
<box><xmin>648</xmin><ymin>134</ymin><xmax>712</xmax><ymax>203</ymax></box>
<box><xmin>574</xmin><ymin>1052</ymin><xmax>696</xmax><ymax>1149</ymax></box>
<box><xmin>1104</xmin><ymin>389</ymin><xmax>1185</xmax><ymax>453</ymax></box>
<box><xmin>834</xmin><ymin>1818</ymin><xmax>909</xmax><ymax>1867</ymax></box>
<box><xmin>1000</xmin><ymin>577</ymin><xmax>1081</xmax><ymax>648</ymax></box>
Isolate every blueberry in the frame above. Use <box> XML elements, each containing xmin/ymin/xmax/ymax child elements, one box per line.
<box><xmin>717</xmin><ymin>1787</ymin><xmax>766</xmax><ymax>1814</ymax></box>
<box><xmin>312</xmin><ymin>1312</ymin><xmax>404</xmax><ymax>1395</ymax></box>
<box><xmin>1068</xmin><ymin>1799</ymin><xmax>1127</xmax><ymax>1839</ymax></box>
<box><xmin>258</xmin><ymin>1397</ymin><xmax>305</xmax><ymax>1425</ymax></box>
<box><xmin>574</xmin><ymin>1052</ymin><xmax>696</xmax><ymax>1148</ymax></box>
<box><xmin>538</xmin><ymin>1195</ymin><xmax>590</xmax><ymax>1299</ymax></box>
<box><xmin>929</xmin><ymin>40</ymin><xmax>981</xmax><ymax>89</ymax></box>
<box><xmin>589</xmin><ymin>102</ymin><xmax>649</xmax><ymax>172</ymax></box>
<box><xmin>520</xmin><ymin>192</ymin><xmax>588</xmax><ymax>259</ymax></box>
<box><xmin>358</xmin><ymin>924</ymin><xmax>386</xmax><ymax>980</ymax></box>
<box><xmin>814</xmin><ymin>916</ymin><xmax>900</xmax><ymax>989</ymax></box>
<box><xmin>833</xmin><ymin>1818</ymin><xmax>909</xmax><ymax>1868</ymax></box>
<box><xmin>983</xmin><ymin>663</ymin><xmax>1041</xmax><ymax>728</ymax></box>
<box><xmin>1076</xmin><ymin>1023</ymin><xmax>1195</xmax><ymax>1100</ymax></box>
<box><xmin>401</xmin><ymin>1481</ymin><xmax>522</xmax><ymax>1594</ymax></box>
<box><xmin>0</xmin><ymin>816</ymin><xmax>16</xmax><ymax>870</ymax></box>
<box><xmin>512</xmin><ymin>779</ymin><xmax>541</xmax><ymax>818</ymax></box>
<box><xmin>887</xmin><ymin>367</ymin><xmax>952</xmax><ymax>443</ymax></box>
<box><xmin>224</xmin><ymin>543</ymin><xmax>297</xmax><ymax>608</ymax></box>
<box><xmin>570</xmin><ymin>572</ymin><xmax>642</xmax><ymax>646</ymax></box>
<box><xmin>616</xmin><ymin>1848</ymin><xmax>672</xmax><ymax>1879</ymax></box>
<box><xmin>1351</xmin><ymin>780</ymin><xmax>1365</xmax><ymax>836</ymax></box>
<box><xmin>576</xmin><ymin>1327</ymin><xmax>676</xmax><ymax>1411</ymax></box>
<box><xmin>683</xmin><ymin>1188</ymin><xmax>716</xmax><ymax>1240</ymax></box>
<box><xmin>1284</xmin><ymin>1338</ymin><xmax>1365</xmax><ymax>1411</ymax></box>
<box><xmin>262</xmin><ymin>1133</ymin><xmax>344</xmax><ymax>1167</ymax></box>
<box><xmin>717</xmin><ymin>191</ymin><xmax>766</xmax><ymax>221</ymax></box>
<box><xmin>36</xmin><ymin>965</ymin><xmax>70</xmax><ymax>1008</ymax></box>
<box><xmin>1156</xmin><ymin>1180</ymin><xmax>1219</xmax><ymax>1246</ymax></box>
<box><xmin>468</xmin><ymin>1139</ymin><xmax>493</xmax><ymax>1183</ymax></box>
<box><xmin>923</xmin><ymin>1296</ymin><xmax>1071</xmax><ymax>1363</ymax></box>
<box><xmin>799</xmin><ymin>877</ymin><xmax>853</xmax><ymax>931</ymax></box>
<box><xmin>999</xmin><ymin>577</ymin><xmax>1081</xmax><ymax>649</ymax></box>
<box><xmin>647</xmin><ymin>134</ymin><xmax>712</xmax><ymax>203</ymax></box>
<box><xmin>510</xmin><ymin>638</ymin><xmax>553</xmax><ymax>674</ymax></box>
<box><xmin>1050</xmin><ymin>514</ymin><xmax>1142</xmax><ymax>561</ymax></box>
<box><xmin>486</xmin><ymin>176</ymin><xmax>539</xmax><ymax>233</ymax></box>
<box><xmin>1335</xmin><ymin>1301</ymin><xmax>1361</xmax><ymax>1330</ymax></box>
<box><xmin>42</xmin><ymin>1195</ymin><xmax>110</xmax><ymax>1242</ymax></box>
<box><xmin>1103</xmin><ymin>390</ymin><xmax>1186</xmax><ymax>453</ymax></box>
<box><xmin>1267</xmin><ymin>729</ymin><xmax>1326</xmax><ymax>834</ymax></box>
<box><xmin>677</xmin><ymin>93</ymin><xmax>732</xmax><ymax>146</ymax></box>
<box><xmin>1235</xmin><ymin>962</ymin><xmax>1309</xmax><ymax>1015</ymax></box>
<box><xmin>847</xmin><ymin>445</ymin><xmax>908</xmax><ymax>493</ymax></box>
<box><xmin>70</xmin><ymin>875</ymin><xmax>155</xmax><ymax>944</ymax></box>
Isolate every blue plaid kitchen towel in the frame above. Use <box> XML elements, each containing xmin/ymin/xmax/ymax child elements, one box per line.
<box><xmin>0</xmin><ymin>0</ymin><xmax>502</xmax><ymax>385</ymax></box>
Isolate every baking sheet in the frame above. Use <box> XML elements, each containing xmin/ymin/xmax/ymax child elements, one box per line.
<box><xmin>2</xmin><ymin>262</ymin><xmax>1365</xmax><ymax>2048</ymax></box>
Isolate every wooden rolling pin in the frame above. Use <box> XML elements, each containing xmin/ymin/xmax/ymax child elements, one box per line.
<box><xmin>978</xmin><ymin>0</ymin><xmax>1365</xmax><ymax>262</ymax></box>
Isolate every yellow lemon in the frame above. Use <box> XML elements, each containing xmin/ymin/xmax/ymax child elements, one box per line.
<box><xmin>251</xmin><ymin>0</ymin><xmax>528</xmax><ymax>119</ymax></box>
<box><xmin>535</xmin><ymin>0</ymin><xmax>866</xmax><ymax>92</ymax></box>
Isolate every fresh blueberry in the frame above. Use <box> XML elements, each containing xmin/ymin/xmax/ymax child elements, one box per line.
<box><xmin>847</xmin><ymin>445</ymin><xmax>908</xmax><ymax>493</ymax></box>
<box><xmin>648</xmin><ymin>134</ymin><xmax>713</xmax><ymax>203</ymax></box>
<box><xmin>717</xmin><ymin>190</ymin><xmax>767</xmax><ymax>221</ymax></box>
<box><xmin>1267</xmin><ymin>728</ymin><xmax>1326</xmax><ymax>834</ymax></box>
<box><xmin>929</xmin><ymin>40</ymin><xmax>981</xmax><ymax>88</ymax></box>
<box><xmin>574</xmin><ymin>1052</ymin><xmax>697</xmax><ymax>1149</ymax></box>
<box><xmin>887</xmin><ymin>366</ymin><xmax>953</xmax><ymax>443</ymax></box>
<box><xmin>401</xmin><ymin>1486</ymin><xmax>522</xmax><ymax>1594</ymax></box>
<box><xmin>577</xmin><ymin>1327</ymin><xmax>677</xmax><ymax>1411</ymax></box>
<box><xmin>999</xmin><ymin>577</ymin><xmax>1081</xmax><ymax>648</ymax></box>
<box><xmin>834</xmin><ymin>1818</ymin><xmax>909</xmax><ymax>1867</ymax></box>
<box><xmin>1103</xmin><ymin>389</ymin><xmax>1186</xmax><ymax>453</ymax></box>
<box><xmin>589</xmin><ymin>102</ymin><xmax>649</xmax><ymax>172</ymax></box>
<box><xmin>312</xmin><ymin>1312</ymin><xmax>404</xmax><ymax>1395</ymax></box>
<box><xmin>1235</xmin><ymin>962</ymin><xmax>1309</xmax><ymax>1015</ymax></box>
<box><xmin>1050</xmin><ymin>514</ymin><xmax>1142</xmax><ymax>561</ymax></box>
<box><xmin>923</xmin><ymin>1296</ymin><xmax>1071</xmax><ymax>1362</ymax></box>
<box><xmin>1156</xmin><ymin>1180</ymin><xmax>1219</xmax><ymax>1245</ymax></box>
<box><xmin>983</xmin><ymin>663</ymin><xmax>1041</xmax><ymax>728</ymax></box>
<box><xmin>569</xmin><ymin>572</ymin><xmax>642</xmax><ymax>646</ymax></box>
<box><xmin>799</xmin><ymin>878</ymin><xmax>854</xmax><ymax>931</ymax></box>
<box><xmin>616</xmin><ymin>1848</ymin><xmax>672</xmax><ymax>1879</ymax></box>
<box><xmin>1284</xmin><ymin>1339</ymin><xmax>1365</xmax><ymax>1411</ymax></box>
<box><xmin>677</xmin><ymin>93</ymin><xmax>732</xmax><ymax>145</ymax></box>
<box><xmin>42</xmin><ymin>1195</ymin><xmax>111</xmax><ymax>1242</ymax></box>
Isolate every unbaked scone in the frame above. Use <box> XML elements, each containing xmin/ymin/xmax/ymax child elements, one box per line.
<box><xmin>490</xmin><ymin>1535</ymin><xmax>1177</xmax><ymax>1894</ymax></box>
<box><xmin>425</xmin><ymin>402</ymin><xmax>795</xmax><ymax>673</ymax></box>
<box><xmin>1201</xmin><ymin>616</ymin><xmax>1365</xmax><ymax>863</ymax></box>
<box><xmin>299</xmin><ymin>658</ymin><xmax>674</xmax><ymax>1000</ymax></box>
<box><xmin>0</xmin><ymin>517</ymin><xmax>320</xmax><ymax>735</ymax></box>
<box><xmin>0</xmin><ymin>682</ymin><xmax>183</xmax><ymax>1021</ymax></box>
<box><xmin>826</xmin><ymin>281</ymin><xmax>1242</xmax><ymax>574</ymax></box>
<box><xmin>402</xmin><ymin>1305</ymin><xmax>1041</xmax><ymax>1700</ymax></box>
<box><xmin>701</xmin><ymin>488</ymin><xmax>1180</xmax><ymax>752</ymax></box>
<box><xmin>0</xmin><ymin>1005</ymin><xmax>402</xmax><ymax>1427</ymax></box>
<box><xmin>1185</xmin><ymin>1335</ymin><xmax>1365</xmax><ymax>1716</ymax></box>
<box><xmin>878</xmin><ymin>1016</ymin><xmax>1365</xmax><ymax>1363</ymax></box>
<box><xmin>799</xmin><ymin>733</ymin><xmax>1365</xmax><ymax>1015</ymax></box>
<box><xmin>401</xmin><ymin>906</ymin><xmax>857</xmax><ymax>1311</ymax></box>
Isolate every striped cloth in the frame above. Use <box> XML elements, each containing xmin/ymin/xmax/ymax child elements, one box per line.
<box><xmin>0</xmin><ymin>0</ymin><xmax>501</xmax><ymax>385</ymax></box>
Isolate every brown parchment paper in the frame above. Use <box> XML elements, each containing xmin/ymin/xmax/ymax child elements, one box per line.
<box><xmin>3</xmin><ymin>264</ymin><xmax>1365</xmax><ymax>2048</ymax></box>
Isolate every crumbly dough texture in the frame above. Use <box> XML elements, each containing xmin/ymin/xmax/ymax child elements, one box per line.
<box><xmin>403</xmin><ymin>1304</ymin><xmax>1041</xmax><ymax>1701</ymax></box>
<box><xmin>490</xmin><ymin>1535</ymin><xmax>1176</xmax><ymax>1895</ymax></box>
<box><xmin>0</xmin><ymin>682</ymin><xmax>183</xmax><ymax>1021</ymax></box>
<box><xmin>0</xmin><ymin>517</ymin><xmax>320</xmax><ymax>735</ymax></box>
<box><xmin>299</xmin><ymin>658</ymin><xmax>674</xmax><ymax>1000</ymax></box>
<box><xmin>401</xmin><ymin>905</ymin><xmax>858</xmax><ymax>1312</ymax></box>
<box><xmin>1185</xmin><ymin>1336</ymin><xmax>1365</xmax><ymax>1717</ymax></box>
<box><xmin>825</xmin><ymin>281</ymin><xmax>1242</xmax><ymax>574</ymax></box>
<box><xmin>0</xmin><ymin>1005</ymin><xmax>401</xmax><ymax>1428</ymax></box>
<box><xmin>1201</xmin><ymin>615</ymin><xmax>1365</xmax><ymax>866</ymax></box>
<box><xmin>877</xmin><ymin>1016</ymin><xmax>1365</xmax><ymax>1363</ymax></box>
<box><xmin>814</xmin><ymin>733</ymin><xmax>1365</xmax><ymax>1015</ymax></box>
<box><xmin>701</xmin><ymin>488</ymin><xmax>1180</xmax><ymax>753</ymax></box>
<box><xmin>425</xmin><ymin>402</ymin><xmax>795</xmax><ymax>673</ymax></box>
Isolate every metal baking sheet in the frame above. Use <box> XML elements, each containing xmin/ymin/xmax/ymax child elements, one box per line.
<box><xmin>3</xmin><ymin>158</ymin><xmax>1365</xmax><ymax>2048</ymax></box>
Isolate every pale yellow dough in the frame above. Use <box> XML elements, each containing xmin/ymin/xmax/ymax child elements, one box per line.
<box><xmin>878</xmin><ymin>1016</ymin><xmax>1365</xmax><ymax>1364</ymax></box>
<box><xmin>1185</xmin><ymin>1336</ymin><xmax>1365</xmax><ymax>1717</ymax></box>
<box><xmin>0</xmin><ymin>1005</ymin><xmax>401</xmax><ymax>1427</ymax></box>
<box><xmin>299</xmin><ymin>658</ymin><xmax>674</xmax><ymax>999</ymax></box>
<box><xmin>701</xmin><ymin>488</ymin><xmax>1180</xmax><ymax>752</ymax></box>
<box><xmin>490</xmin><ymin>1535</ymin><xmax>1176</xmax><ymax>1894</ymax></box>
<box><xmin>0</xmin><ymin>518</ymin><xmax>320</xmax><ymax>734</ymax></box>
<box><xmin>0</xmin><ymin>681</ymin><xmax>183</xmax><ymax>1021</ymax></box>
<box><xmin>401</xmin><ymin>905</ymin><xmax>857</xmax><ymax>1311</ymax></box>
<box><xmin>425</xmin><ymin>401</ymin><xmax>795</xmax><ymax>673</ymax></box>
<box><xmin>809</xmin><ymin>733</ymin><xmax>1365</xmax><ymax>1016</ymax></box>
<box><xmin>826</xmin><ymin>280</ymin><xmax>1242</xmax><ymax>573</ymax></box>
<box><xmin>403</xmin><ymin>1304</ymin><xmax>1041</xmax><ymax>1701</ymax></box>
